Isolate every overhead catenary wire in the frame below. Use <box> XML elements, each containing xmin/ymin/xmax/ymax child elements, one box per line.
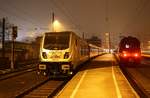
<box><xmin>50</xmin><ymin>0</ymin><xmax>83</xmax><ymax>33</ymax></box>
<box><xmin>0</xmin><ymin>0</ymin><xmax>83</xmax><ymax>33</ymax></box>
<box><xmin>55</xmin><ymin>0</ymin><xmax>83</xmax><ymax>29</ymax></box>
<box><xmin>0</xmin><ymin>0</ymin><xmax>47</xmax><ymax>31</ymax></box>
<box><xmin>1</xmin><ymin>0</ymin><xmax>38</xmax><ymax>25</ymax></box>
<box><xmin>0</xmin><ymin>7</ymin><xmax>30</xmax><ymax>28</ymax></box>
<box><xmin>123</xmin><ymin>0</ymin><xmax>150</xmax><ymax>33</ymax></box>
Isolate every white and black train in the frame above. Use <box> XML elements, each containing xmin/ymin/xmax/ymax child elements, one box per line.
<box><xmin>38</xmin><ymin>31</ymin><xmax>103</xmax><ymax>77</ymax></box>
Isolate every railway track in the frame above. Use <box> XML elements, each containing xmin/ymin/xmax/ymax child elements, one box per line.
<box><xmin>114</xmin><ymin>54</ymin><xmax>149</xmax><ymax>98</ymax></box>
<box><xmin>0</xmin><ymin>67</ymin><xmax>36</xmax><ymax>81</ymax></box>
<box><xmin>16</xmin><ymin>79</ymin><xmax>68</xmax><ymax>98</ymax></box>
<box><xmin>119</xmin><ymin>64</ymin><xmax>148</xmax><ymax>98</ymax></box>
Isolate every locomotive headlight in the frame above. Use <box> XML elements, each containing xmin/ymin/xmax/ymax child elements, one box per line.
<box><xmin>64</xmin><ymin>52</ymin><xmax>69</xmax><ymax>59</ymax></box>
<box><xmin>62</xmin><ymin>64</ymin><xmax>70</xmax><ymax>70</ymax></box>
<box><xmin>42</xmin><ymin>52</ymin><xmax>47</xmax><ymax>59</ymax></box>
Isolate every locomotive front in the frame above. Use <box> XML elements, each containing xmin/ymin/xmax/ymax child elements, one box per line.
<box><xmin>38</xmin><ymin>32</ymin><xmax>73</xmax><ymax>76</ymax></box>
<box><xmin>119</xmin><ymin>36</ymin><xmax>141</xmax><ymax>64</ymax></box>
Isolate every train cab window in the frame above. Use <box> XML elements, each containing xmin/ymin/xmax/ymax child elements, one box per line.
<box><xmin>44</xmin><ymin>33</ymin><xmax>70</xmax><ymax>50</ymax></box>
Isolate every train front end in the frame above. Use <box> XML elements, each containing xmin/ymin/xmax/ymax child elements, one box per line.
<box><xmin>119</xmin><ymin>49</ymin><xmax>141</xmax><ymax>64</ymax></box>
<box><xmin>119</xmin><ymin>36</ymin><xmax>141</xmax><ymax>65</ymax></box>
<box><xmin>38</xmin><ymin>32</ymin><xmax>73</xmax><ymax>77</ymax></box>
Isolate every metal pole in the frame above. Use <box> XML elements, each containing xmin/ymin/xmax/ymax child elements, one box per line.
<box><xmin>2</xmin><ymin>18</ymin><xmax>5</xmax><ymax>58</ymax></box>
<box><xmin>11</xmin><ymin>32</ymin><xmax>14</xmax><ymax>69</ymax></box>
<box><xmin>108</xmin><ymin>32</ymin><xmax>111</xmax><ymax>53</ymax></box>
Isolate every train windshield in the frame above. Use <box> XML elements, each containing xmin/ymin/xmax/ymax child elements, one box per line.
<box><xmin>43</xmin><ymin>32</ymin><xmax>70</xmax><ymax>50</ymax></box>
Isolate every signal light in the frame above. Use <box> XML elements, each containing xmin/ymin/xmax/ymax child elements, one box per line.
<box><xmin>12</xmin><ymin>26</ymin><xmax>18</xmax><ymax>38</ymax></box>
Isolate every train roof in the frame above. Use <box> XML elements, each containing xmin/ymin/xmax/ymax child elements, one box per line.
<box><xmin>43</xmin><ymin>31</ymin><xmax>84</xmax><ymax>40</ymax></box>
<box><xmin>120</xmin><ymin>36</ymin><xmax>140</xmax><ymax>44</ymax></box>
<box><xmin>44</xmin><ymin>31</ymin><xmax>73</xmax><ymax>35</ymax></box>
<box><xmin>119</xmin><ymin>36</ymin><xmax>140</xmax><ymax>48</ymax></box>
<box><xmin>43</xmin><ymin>31</ymin><xmax>81</xmax><ymax>38</ymax></box>
<box><xmin>89</xmin><ymin>43</ymin><xmax>102</xmax><ymax>49</ymax></box>
<box><xmin>121</xmin><ymin>36</ymin><xmax>139</xmax><ymax>40</ymax></box>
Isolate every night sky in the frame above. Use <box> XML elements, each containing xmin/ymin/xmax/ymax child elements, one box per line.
<box><xmin>0</xmin><ymin>0</ymin><xmax>150</xmax><ymax>48</ymax></box>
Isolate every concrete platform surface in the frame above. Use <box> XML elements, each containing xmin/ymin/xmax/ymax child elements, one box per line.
<box><xmin>55</xmin><ymin>54</ymin><xmax>139</xmax><ymax>98</ymax></box>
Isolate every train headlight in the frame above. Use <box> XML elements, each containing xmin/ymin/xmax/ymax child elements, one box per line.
<box><xmin>64</xmin><ymin>52</ymin><xmax>69</xmax><ymax>59</ymax></box>
<box><xmin>42</xmin><ymin>52</ymin><xmax>47</xmax><ymax>59</ymax></box>
<box><xmin>62</xmin><ymin>64</ymin><xmax>70</xmax><ymax>70</ymax></box>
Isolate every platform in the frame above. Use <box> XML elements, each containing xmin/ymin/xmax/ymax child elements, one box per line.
<box><xmin>55</xmin><ymin>54</ymin><xmax>139</xmax><ymax>98</ymax></box>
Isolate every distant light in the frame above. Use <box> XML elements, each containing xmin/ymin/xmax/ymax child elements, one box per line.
<box><xmin>105</xmin><ymin>33</ymin><xmax>109</xmax><ymax>36</ymax></box>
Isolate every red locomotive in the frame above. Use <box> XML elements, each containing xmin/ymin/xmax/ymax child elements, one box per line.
<box><xmin>119</xmin><ymin>36</ymin><xmax>141</xmax><ymax>64</ymax></box>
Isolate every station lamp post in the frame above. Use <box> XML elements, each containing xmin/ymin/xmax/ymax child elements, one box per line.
<box><xmin>105</xmin><ymin>32</ymin><xmax>110</xmax><ymax>53</ymax></box>
<box><xmin>51</xmin><ymin>12</ymin><xmax>62</xmax><ymax>32</ymax></box>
